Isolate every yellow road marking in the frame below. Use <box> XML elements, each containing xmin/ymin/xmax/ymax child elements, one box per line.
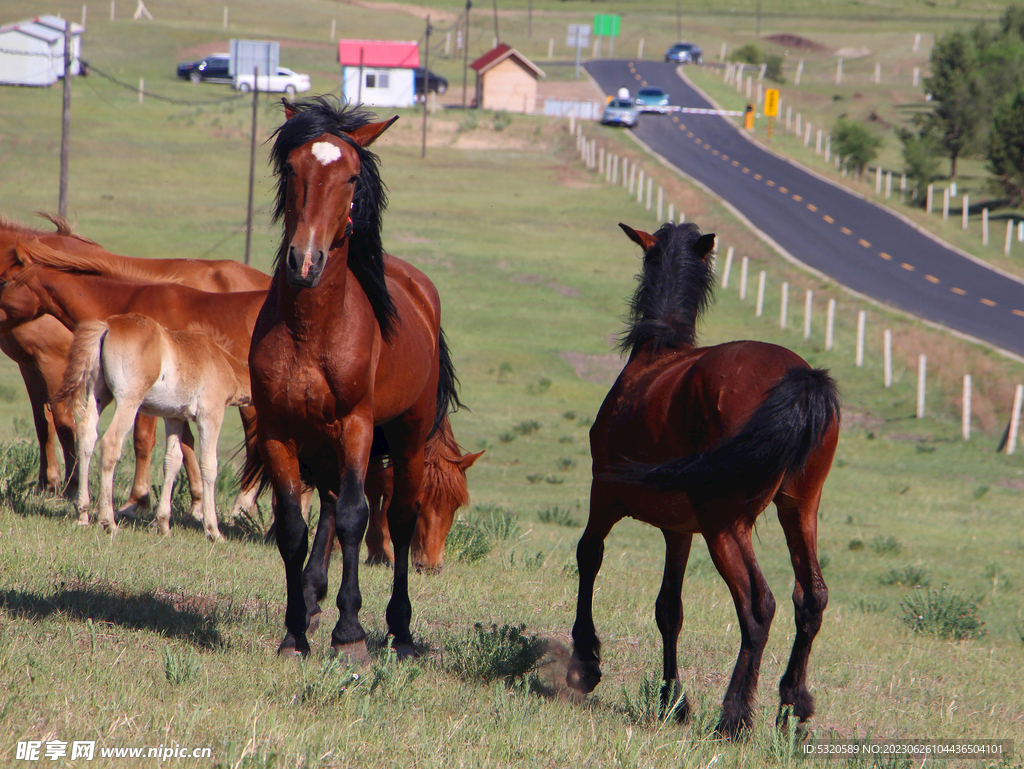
<box><xmin>687</xmin><ymin>131</ymin><xmax>694</xmax><ymax>137</ymax></box>
<box><xmin>879</xmin><ymin>251</ymin><xmax>892</xmax><ymax>260</ymax></box>
<box><xmin>721</xmin><ymin>154</ymin><xmax>728</xmax><ymax>160</ymax></box>
<box><xmin>807</xmin><ymin>203</ymin><xmax>817</xmax><ymax>211</ymax></box>
<box><xmin>981</xmin><ymin>298</ymin><xmax>997</xmax><ymax>306</ymax></box>
<box><xmin>952</xmin><ymin>287</ymin><xmax>967</xmax><ymax>295</ymax></box>
<box><xmin>743</xmin><ymin>167</ymin><xmax>751</xmax><ymax>173</ymax></box>
<box><xmin>792</xmin><ymin>194</ymin><xmax>802</xmax><ymax>201</ymax></box>
<box><xmin>778</xmin><ymin>186</ymin><xmax>787</xmax><ymax>193</ymax></box>
<box><xmin>703</xmin><ymin>143</ymin><xmax>711</xmax><ymax>149</ymax></box>
<box><xmin>712</xmin><ymin>149</ymin><xmax>720</xmax><ymax>155</ymax></box>
<box><xmin>753</xmin><ymin>173</ymin><xmax>762</xmax><ymax>180</ymax></box>
<box><xmin>840</xmin><ymin>227</ymin><xmax>852</xmax><ymax>235</ymax></box>
<box><xmin>823</xmin><ymin>215</ymin><xmax>834</xmax><ymax>223</ymax></box>
<box><xmin>925</xmin><ymin>275</ymin><xmax>940</xmax><ymax>283</ymax></box>
<box><xmin>858</xmin><ymin>238</ymin><xmax>870</xmax><ymax>247</ymax></box>
<box><xmin>766</xmin><ymin>180</ymin><xmax>776</xmax><ymax>187</ymax></box>
<box><xmin>1013</xmin><ymin>309</ymin><xmax>1024</xmax><ymax>317</ymax></box>
<box><xmin>901</xmin><ymin>263</ymin><xmax>915</xmax><ymax>271</ymax></box>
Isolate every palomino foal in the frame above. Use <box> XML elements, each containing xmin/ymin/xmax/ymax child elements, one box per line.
<box><xmin>56</xmin><ymin>313</ymin><xmax>250</xmax><ymax>541</ymax></box>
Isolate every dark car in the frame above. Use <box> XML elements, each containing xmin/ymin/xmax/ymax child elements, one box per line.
<box><xmin>665</xmin><ymin>42</ymin><xmax>703</xmax><ymax>64</ymax></box>
<box><xmin>414</xmin><ymin>67</ymin><xmax>448</xmax><ymax>95</ymax></box>
<box><xmin>177</xmin><ymin>54</ymin><xmax>231</xmax><ymax>84</ymax></box>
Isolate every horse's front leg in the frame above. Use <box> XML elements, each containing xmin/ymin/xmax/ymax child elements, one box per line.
<box><xmin>262</xmin><ymin>437</ymin><xmax>311</xmax><ymax>657</ymax></box>
<box><xmin>329</xmin><ymin>411</ymin><xmax>374</xmax><ymax>665</ymax></box>
<box><xmin>302</xmin><ymin>484</ymin><xmax>338</xmax><ymax>636</ymax></box>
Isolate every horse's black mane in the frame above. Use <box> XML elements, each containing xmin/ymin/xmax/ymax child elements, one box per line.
<box><xmin>269</xmin><ymin>96</ymin><xmax>397</xmax><ymax>340</ymax></box>
<box><xmin>618</xmin><ymin>222</ymin><xmax>716</xmax><ymax>357</ymax></box>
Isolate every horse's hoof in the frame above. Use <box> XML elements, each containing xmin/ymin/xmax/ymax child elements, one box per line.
<box><xmin>565</xmin><ymin>655</ymin><xmax>602</xmax><ymax>694</ymax></box>
<box><xmin>277</xmin><ymin>636</ymin><xmax>308</xmax><ymax>659</ymax></box>
<box><xmin>392</xmin><ymin>641</ymin><xmax>418</xmax><ymax>660</ymax></box>
<box><xmin>331</xmin><ymin>640</ymin><xmax>370</xmax><ymax>666</ymax></box>
<box><xmin>715</xmin><ymin>711</ymin><xmax>754</xmax><ymax>740</ymax></box>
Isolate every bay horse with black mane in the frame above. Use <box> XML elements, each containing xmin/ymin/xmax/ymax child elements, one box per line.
<box><xmin>566</xmin><ymin>222</ymin><xmax>840</xmax><ymax>737</ymax></box>
<box><xmin>245</xmin><ymin>97</ymin><xmax>460</xmax><ymax>661</ymax></box>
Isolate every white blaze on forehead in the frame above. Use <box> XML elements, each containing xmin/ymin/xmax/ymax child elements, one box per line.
<box><xmin>311</xmin><ymin>141</ymin><xmax>342</xmax><ymax>166</ymax></box>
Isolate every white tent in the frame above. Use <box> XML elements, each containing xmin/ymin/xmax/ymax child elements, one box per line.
<box><xmin>0</xmin><ymin>15</ymin><xmax>84</xmax><ymax>87</ymax></box>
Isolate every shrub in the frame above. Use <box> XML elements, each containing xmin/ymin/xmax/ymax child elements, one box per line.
<box><xmin>620</xmin><ymin>672</ymin><xmax>686</xmax><ymax>726</ymax></box>
<box><xmin>442</xmin><ymin>623</ymin><xmax>545</xmax><ymax>684</ymax></box>
<box><xmin>556</xmin><ymin>456</ymin><xmax>577</xmax><ymax>470</ymax></box>
<box><xmin>881</xmin><ymin>566</ymin><xmax>930</xmax><ymax>587</ymax></box>
<box><xmin>493</xmin><ymin>110</ymin><xmax>512</xmax><ymax>131</ymax></box>
<box><xmin>468</xmin><ymin>504</ymin><xmax>521</xmax><ymax>541</ymax></box>
<box><xmin>507</xmin><ymin>550</ymin><xmax>546</xmax><ymax>570</ymax></box>
<box><xmin>498</xmin><ymin>432</ymin><xmax>516</xmax><ymax>443</ymax></box>
<box><xmin>458</xmin><ymin>111</ymin><xmax>478</xmax><ymax>132</ymax></box>
<box><xmin>513</xmin><ymin>419</ymin><xmax>541</xmax><ymax>436</ymax></box>
<box><xmin>868</xmin><ymin>535</ymin><xmax>903</xmax><ymax>556</ymax></box>
<box><xmin>899</xmin><ymin>585</ymin><xmax>986</xmax><ymax>640</ymax></box>
<box><xmin>831</xmin><ymin>118</ymin><xmax>883</xmax><ymax>175</ymax></box>
<box><xmin>732</xmin><ymin>43</ymin><xmax>762</xmax><ymax>65</ymax></box>
<box><xmin>764</xmin><ymin>54</ymin><xmax>785</xmax><ymax>83</ymax></box>
<box><xmin>855</xmin><ymin>597</ymin><xmax>890</xmax><ymax>614</ymax></box>
<box><xmin>298</xmin><ymin>656</ymin><xmax>362</xmax><ymax>707</ymax></box>
<box><xmin>544</xmin><ymin>475</ymin><xmax>565</xmax><ymax>484</ymax></box>
<box><xmin>537</xmin><ymin>506</ymin><xmax>581</xmax><ymax>527</ymax></box>
<box><xmin>445</xmin><ymin>520</ymin><xmax>493</xmax><ymax>564</ymax></box>
<box><xmin>163</xmin><ymin>646</ymin><xmax>201</xmax><ymax>686</ymax></box>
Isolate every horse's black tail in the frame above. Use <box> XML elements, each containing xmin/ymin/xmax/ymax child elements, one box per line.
<box><xmin>429</xmin><ymin>327</ymin><xmax>463</xmax><ymax>440</ymax></box>
<box><xmin>623</xmin><ymin>367</ymin><xmax>840</xmax><ymax>497</ymax></box>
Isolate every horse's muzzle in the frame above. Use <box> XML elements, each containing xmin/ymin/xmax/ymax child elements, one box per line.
<box><xmin>286</xmin><ymin>244</ymin><xmax>326</xmax><ymax>288</ymax></box>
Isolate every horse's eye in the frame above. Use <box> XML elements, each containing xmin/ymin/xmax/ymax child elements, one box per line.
<box><xmin>349</xmin><ymin>176</ymin><xmax>359</xmax><ymax>184</ymax></box>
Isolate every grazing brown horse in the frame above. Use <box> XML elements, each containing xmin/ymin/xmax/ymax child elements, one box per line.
<box><xmin>0</xmin><ymin>214</ymin><xmax>270</xmax><ymax>511</ymax></box>
<box><xmin>56</xmin><ymin>314</ymin><xmax>250</xmax><ymax>540</ymax></box>
<box><xmin>566</xmin><ymin>223</ymin><xmax>840</xmax><ymax>737</ymax></box>
<box><xmin>364</xmin><ymin>415</ymin><xmax>483</xmax><ymax>573</ymax></box>
<box><xmin>0</xmin><ymin>238</ymin><xmax>268</xmax><ymax>530</ymax></box>
<box><xmin>245</xmin><ymin>98</ymin><xmax>460</xmax><ymax>662</ymax></box>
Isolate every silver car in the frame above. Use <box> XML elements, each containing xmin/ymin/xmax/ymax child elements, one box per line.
<box><xmin>601</xmin><ymin>98</ymin><xmax>640</xmax><ymax>127</ymax></box>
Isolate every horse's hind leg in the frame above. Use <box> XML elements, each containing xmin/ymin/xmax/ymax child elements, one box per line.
<box><xmin>775</xmin><ymin>490</ymin><xmax>828</xmax><ymax>728</ymax></box>
<box><xmin>656</xmin><ymin>530</ymin><xmax>693</xmax><ymax>721</ymax></box>
<box><xmin>119</xmin><ymin>414</ymin><xmax>158</xmax><ymax>518</ymax></box>
<box><xmin>96</xmin><ymin>399</ymin><xmax>143</xmax><ymax>531</ymax></box>
<box><xmin>154</xmin><ymin>418</ymin><xmax>185</xmax><ymax>535</ymax></box>
<box><xmin>705</xmin><ymin>522</ymin><xmax>776</xmax><ymax>737</ymax></box>
<box><xmin>20</xmin><ymin>365</ymin><xmax>62</xmax><ymax>494</ymax></box>
<box><xmin>180</xmin><ymin>422</ymin><xmax>205</xmax><ymax>524</ymax></box>
<box><xmin>382</xmin><ymin>440</ymin><xmax>425</xmax><ymax>659</ymax></box>
<box><xmin>194</xmin><ymin>412</ymin><xmax>226</xmax><ymax>542</ymax></box>
<box><xmin>363</xmin><ymin>465</ymin><xmax>394</xmax><ymax>566</ymax></box>
<box><xmin>567</xmin><ymin>493</ymin><xmax>619</xmax><ymax>694</ymax></box>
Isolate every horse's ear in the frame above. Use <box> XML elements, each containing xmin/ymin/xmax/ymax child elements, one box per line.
<box><xmin>347</xmin><ymin>115</ymin><xmax>400</xmax><ymax>148</ymax></box>
<box><xmin>12</xmin><ymin>238</ymin><xmax>33</xmax><ymax>265</ymax></box>
<box><xmin>694</xmin><ymin>233</ymin><xmax>717</xmax><ymax>261</ymax></box>
<box><xmin>458</xmin><ymin>450</ymin><xmax>485</xmax><ymax>472</ymax></box>
<box><xmin>282</xmin><ymin>99</ymin><xmax>298</xmax><ymax>120</ymax></box>
<box><xmin>619</xmin><ymin>223</ymin><xmax>658</xmax><ymax>252</ymax></box>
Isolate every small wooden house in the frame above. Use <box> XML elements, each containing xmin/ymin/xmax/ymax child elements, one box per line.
<box><xmin>0</xmin><ymin>15</ymin><xmax>84</xmax><ymax>87</ymax></box>
<box><xmin>470</xmin><ymin>44</ymin><xmax>544</xmax><ymax>114</ymax></box>
<box><xmin>338</xmin><ymin>39</ymin><xmax>419</xmax><ymax>108</ymax></box>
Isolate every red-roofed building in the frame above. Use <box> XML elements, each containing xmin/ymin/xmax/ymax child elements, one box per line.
<box><xmin>470</xmin><ymin>44</ymin><xmax>545</xmax><ymax>114</ymax></box>
<box><xmin>338</xmin><ymin>39</ymin><xmax>420</xmax><ymax>108</ymax></box>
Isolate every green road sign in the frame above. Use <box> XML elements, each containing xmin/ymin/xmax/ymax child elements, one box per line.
<box><xmin>593</xmin><ymin>14</ymin><xmax>620</xmax><ymax>37</ymax></box>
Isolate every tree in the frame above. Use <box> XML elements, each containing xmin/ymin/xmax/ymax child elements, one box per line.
<box><xmin>896</xmin><ymin>125</ymin><xmax>942</xmax><ymax>200</ymax></box>
<box><xmin>830</xmin><ymin>119</ymin><xmax>882</xmax><ymax>176</ymax></box>
<box><xmin>922</xmin><ymin>30</ymin><xmax>986</xmax><ymax>179</ymax></box>
<box><xmin>987</xmin><ymin>88</ymin><xmax>1024</xmax><ymax>204</ymax></box>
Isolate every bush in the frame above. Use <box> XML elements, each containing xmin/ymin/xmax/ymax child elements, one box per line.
<box><xmin>493</xmin><ymin>110</ymin><xmax>512</xmax><ymax>131</ymax></box>
<box><xmin>896</xmin><ymin>125</ymin><xmax>942</xmax><ymax>199</ymax></box>
<box><xmin>881</xmin><ymin>566</ymin><xmax>930</xmax><ymax>587</ymax></box>
<box><xmin>537</xmin><ymin>506</ymin><xmax>581</xmax><ymax>527</ymax></box>
<box><xmin>468</xmin><ymin>504</ymin><xmax>520</xmax><ymax>541</ymax></box>
<box><xmin>732</xmin><ymin>43</ymin><xmax>762</xmax><ymax>65</ymax></box>
<box><xmin>868</xmin><ymin>535</ymin><xmax>903</xmax><ymax>555</ymax></box>
<box><xmin>442</xmin><ymin>623</ymin><xmax>545</xmax><ymax>684</ymax></box>
<box><xmin>445</xmin><ymin>520</ymin><xmax>493</xmax><ymax>564</ymax></box>
<box><xmin>764</xmin><ymin>54</ymin><xmax>785</xmax><ymax>83</ymax></box>
<box><xmin>163</xmin><ymin>646</ymin><xmax>201</xmax><ymax>686</ymax></box>
<box><xmin>899</xmin><ymin>585</ymin><xmax>986</xmax><ymax>640</ymax></box>
<box><xmin>831</xmin><ymin>118</ymin><xmax>883</xmax><ymax>175</ymax></box>
<box><xmin>513</xmin><ymin>419</ymin><xmax>541</xmax><ymax>436</ymax></box>
<box><xmin>620</xmin><ymin>672</ymin><xmax>686</xmax><ymax>726</ymax></box>
<box><xmin>458</xmin><ymin>111</ymin><xmax>478</xmax><ymax>132</ymax></box>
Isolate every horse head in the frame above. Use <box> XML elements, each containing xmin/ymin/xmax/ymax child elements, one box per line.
<box><xmin>279</xmin><ymin>102</ymin><xmax>398</xmax><ymax>289</ymax></box>
<box><xmin>0</xmin><ymin>239</ymin><xmax>46</xmax><ymax>331</ymax></box>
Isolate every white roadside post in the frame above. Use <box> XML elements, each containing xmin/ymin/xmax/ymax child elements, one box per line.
<box><xmin>780</xmin><ymin>283</ymin><xmax>789</xmax><ymax>329</ymax></box>
<box><xmin>739</xmin><ymin>256</ymin><xmax>749</xmax><ymax>300</ymax></box>
<box><xmin>804</xmin><ymin>290</ymin><xmax>813</xmax><ymax>339</ymax></box>
<box><xmin>1008</xmin><ymin>384</ymin><xmax>1024</xmax><ymax>455</ymax></box>
<box><xmin>962</xmin><ymin>374</ymin><xmax>972</xmax><ymax>441</ymax></box>
<box><xmin>721</xmin><ymin>247</ymin><xmax>734</xmax><ymax>288</ymax></box>
<box><xmin>916</xmin><ymin>355</ymin><xmax>927</xmax><ymax>419</ymax></box>
<box><xmin>856</xmin><ymin>310</ymin><xmax>866</xmax><ymax>367</ymax></box>
<box><xmin>883</xmin><ymin>330</ymin><xmax>892</xmax><ymax>388</ymax></box>
<box><xmin>756</xmin><ymin>270</ymin><xmax>766</xmax><ymax>317</ymax></box>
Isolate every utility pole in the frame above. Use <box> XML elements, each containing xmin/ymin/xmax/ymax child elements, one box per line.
<box><xmin>244</xmin><ymin>66</ymin><xmax>259</xmax><ymax>266</ymax></box>
<box><xmin>58</xmin><ymin>21</ymin><xmax>72</xmax><ymax>216</ymax></box>
<box><xmin>492</xmin><ymin>0</ymin><xmax>499</xmax><ymax>44</ymax></box>
<box><xmin>676</xmin><ymin>0</ymin><xmax>681</xmax><ymax>42</ymax></box>
<box><xmin>528</xmin><ymin>0</ymin><xmax>532</xmax><ymax>38</ymax></box>
<box><xmin>462</xmin><ymin>0</ymin><xmax>472</xmax><ymax>109</ymax></box>
<box><xmin>422</xmin><ymin>16</ymin><xmax>431</xmax><ymax>159</ymax></box>
<box><xmin>756</xmin><ymin>0</ymin><xmax>762</xmax><ymax>37</ymax></box>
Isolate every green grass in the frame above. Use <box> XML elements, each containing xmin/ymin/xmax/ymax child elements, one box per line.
<box><xmin>2</xmin><ymin>1</ymin><xmax>1024</xmax><ymax>767</ymax></box>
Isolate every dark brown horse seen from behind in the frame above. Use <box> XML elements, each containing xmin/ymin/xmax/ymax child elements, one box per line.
<box><xmin>566</xmin><ymin>222</ymin><xmax>840</xmax><ymax>737</ymax></box>
<box><xmin>246</xmin><ymin>98</ymin><xmax>460</xmax><ymax>662</ymax></box>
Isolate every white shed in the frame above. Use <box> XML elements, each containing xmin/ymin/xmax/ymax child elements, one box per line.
<box><xmin>0</xmin><ymin>15</ymin><xmax>84</xmax><ymax>87</ymax></box>
<box><xmin>338</xmin><ymin>39</ymin><xmax>419</xmax><ymax>109</ymax></box>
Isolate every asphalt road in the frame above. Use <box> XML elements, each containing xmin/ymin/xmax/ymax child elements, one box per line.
<box><xmin>587</xmin><ymin>59</ymin><xmax>1024</xmax><ymax>358</ymax></box>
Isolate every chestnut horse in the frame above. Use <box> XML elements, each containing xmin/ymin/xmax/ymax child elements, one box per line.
<box><xmin>364</xmin><ymin>415</ymin><xmax>483</xmax><ymax>573</ymax></box>
<box><xmin>566</xmin><ymin>223</ymin><xmax>840</xmax><ymax>737</ymax></box>
<box><xmin>0</xmin><ymin>239</ymin><xmax>268</xmax><ymax>532</ymax></box>
<box><xmin>56</xmin><ymin>314</ymin><xmax>250</xmax><ymax>540</ymax></box>
<box><xmin>0</xmin><ymin>215</ymin><xmax>270</xmax><ymax>511</ymax></box>
<box><xmin>245</xmin><ymin>98</ymin><xmax>460</xmax><ymax>661</ymax></box>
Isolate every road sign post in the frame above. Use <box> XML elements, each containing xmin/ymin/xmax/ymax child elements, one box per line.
<box><xmin>592</xmin><ymin>14</ymin><xmax>620</xmax><ymax>59</ymax></box>
<box><xmin>567</xmin><ymin>24</ymin><xmax>590</xmax><ymax>78</ymax></box>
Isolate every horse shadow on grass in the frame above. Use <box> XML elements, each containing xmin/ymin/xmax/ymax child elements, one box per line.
<box><xmin>0</xmin><ymin>582</ymin><xmax>227</xmax><ymax>649</ymax></box>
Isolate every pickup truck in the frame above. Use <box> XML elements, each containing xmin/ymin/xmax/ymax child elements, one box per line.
<box><xmin>233</xmin><ymin>67</ymin><xmax>311</xmax><ymax>96</ymax></box>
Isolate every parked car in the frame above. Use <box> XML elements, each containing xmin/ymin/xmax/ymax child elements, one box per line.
<box><xmin>414</xmin><ymin>67</ymin><xmax>448</xmax><ymax>95</ymax></box>
<box><xmin>601</xmin><ymin>99</ymin><xmax>640</xmax><ymax>127</ymax></box>
<box><xmin>234</xmin><ymin>67</ymin><xmax>311</xmax><ymax>96</ymax></box>
<box><xmin>634</xmin><ymin>87</ymin><xmax>671</xmax><ymax>113</ymax></box>
<box><xmin>665</xmin><ymin>42</ymin><xmax>703</xmax><ymax>64</ymax></box>
<box><xmin>177</xmin><ymin>54</ymin><xmax>231</xmax><ymax>84</ymax></box>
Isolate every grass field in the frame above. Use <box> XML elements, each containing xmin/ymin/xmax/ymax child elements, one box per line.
<box><xmin>2</xmin><ymin>1</ymin><xmax>1024</xmax><ymax>767</ymax></box>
